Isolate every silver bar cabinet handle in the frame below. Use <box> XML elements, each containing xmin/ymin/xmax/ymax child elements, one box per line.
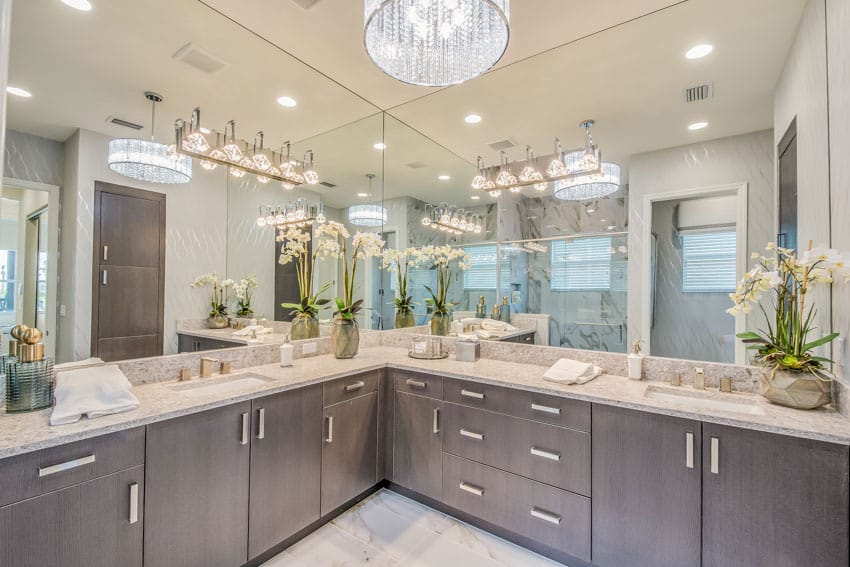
<box><xmin>406</xmin><ymin>378</ymin><xmax>427</xmax><ymax>389</ymax></box>
<box><xmin>102</xmin><ymin>270</ymin><xmax>108</xmax><ymax>285</ymax></box>
<box><xmin>39</xmin><ymin>454</ymin><xmax>96</xmax><ymax>477</ymax></box>
<box><xmin>325</xmin><ymin>416</ymin><xmax>334</xmax><ymax>443</ymax></box>
<box><xmin>460</xmin><ymin>428</ymin><xmax>484</xmax><ymax>441</ymax></box>
<box><xmin>103</xmin><ymin>245</ymin><xmax>108</xmax><ymax>261</ymax></box>
<box><xmin>710</xmin><ymin>437</ymin><xmax>719</xmax><ymax>474</ymax></box>
<box><xmin>240</xmin><ymin>412</ymin><xmax>249</xmax><ymax>445</ymax></box>
<box><xmin>257</xmin><ymin>408</ymin><xmax>266</xmax><ymax>440</ymax></box>
<box><xmin>686</xmin><ymin>432</ymin><xmax>694</xmax><ymax>469</ymax></box>
<box><xmin>129</xmin><ymin>482</ymin><xmax>139</xmax><ymax>524</ymax></box>
<box><xmin>531</xmin><ymin>507</ymin><xmax>562</xmax><ymax>525</ymax></box>
<box><xmin>345</xmin><ymin>381</ymin><xmax>365</xmax><ymax>392</ymax></box>
<box><xmin>530</xmin><ymin>447</ymin><xmax>561</xmax><ymax>462</ymax></box>
<box><xmin>432</xmin><ymin>408</ymin><xmax>440</xmax><ymax>434</ymax></box>
<box><xmin>461</xmin><ymin>389</ymin><xmax>484</xmax><ymax>400</ymax></box>
<box><xmin>459</xmin><ymin>482</ymin><xmax>484</xmax><ymax>496</ymax></box>
<box><xmin>531</xmin><ymin>403</ymin><xmax>560</xmax><ymax>415</ymax></box>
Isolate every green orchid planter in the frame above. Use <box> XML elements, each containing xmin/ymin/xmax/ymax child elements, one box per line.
<box><xmin>206</xmin><ymin>314</ymin><xmax>229</xmax><ymax>329</ymax></box>
<box><xmin>331</xmin><ymin>318</ymin><xmax>359</xmax><ymax>359</ymax></box>
<box><xmin>291</xmin><ymin>313</ymin><xmax>319</xmax><ymax>341</ymax></box>
<box><xmin>759</xmin><ymin>367</ymin><xmax>832</xmax><ymax>409</ymax></box>
<box><xmin>430</xmin><ymin>312</ymin><xmax>451</xmax><ymax>336</ymax></box>
<box><xmin>394</xmin><ymin>309</ymin><xmax>416</xmax><ymax>329</ymax></box>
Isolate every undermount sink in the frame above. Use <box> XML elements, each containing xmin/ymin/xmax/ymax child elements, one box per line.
<box><xmin>169</xmin><ymin>373</ymin><xmax>276</xmax><ymax>397</ymax></box>
<box><xmin>644</xmin><ymin>384</ymin><xmax>765</xmax><ymax>415</ymax></box>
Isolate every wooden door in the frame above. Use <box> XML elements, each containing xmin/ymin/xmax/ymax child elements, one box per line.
<box><xmin>592</xmin><ymin>404</ymin><xmax>701</xmax><ymax>567</ymax></box>
<box><xmin>144</xmin><ymin>402</ymin><xmax>251</xmax><ymax>567</ymax></box>
<box><xmin>321</xmin><ymin>391</ymin><xmax>379</xmax><ymax>515</ymax></box>
<box><xmin>393</xmin><ymin>391</ymin><xmax>442</xmax><ymax>499</ymax></box>
<box><xmin>0</xmin><ymin>466</ymin><xmax>144</xmax><ymax>567</ymax></box>
<box><xmin>248</xmin><ymin>385</ymin><xmax>322</xmax><ymax>559</ymax></box>
<box><xmin>702</xmin><ymin>423</ymin><xmax>849</xmax><ymax>567</ymax></box>
<box><xmin>92</xmin><ymin>182</ymin><xmax>165</xmax><ymax>361</ymax></box>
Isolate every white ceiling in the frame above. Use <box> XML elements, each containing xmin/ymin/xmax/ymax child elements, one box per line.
<box><xmin>4</xmin><ymin>0</ymin><xmax>806</xmax><ymax>208</ymax></box>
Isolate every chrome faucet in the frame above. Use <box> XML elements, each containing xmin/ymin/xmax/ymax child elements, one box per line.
<box><xmin>200</xmin><ymin>357</ymin><xmax>218</xmax><ymax>378</ymax></box>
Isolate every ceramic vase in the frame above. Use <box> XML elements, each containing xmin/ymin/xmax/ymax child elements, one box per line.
<box><xmin>206</xmin><ymin>314</ymin><xmax>229</xmax><ymax>329</ymax></box>
<box><xmin>331</xmin><ymin>318</ymin><xmax>359</xmax><ymax>359</ymax></box>
<box><xmin>291</xmin><ymin>313</ymin><xmax>319</xmax><ymax>340</ymax></box>
<box><xmin>430</xmin><ymin>312</ymin><xmax>451</xmax><ymax>336</ymax></box>
<box><xmin>394</xmin><ymin>309</ymin><xmax>416</xmax><ymax>329</ymax></box>
<box><xmin>759</xmin><ymin>367</ymin><xmax>832</xmax><ymax>409</ymax></box>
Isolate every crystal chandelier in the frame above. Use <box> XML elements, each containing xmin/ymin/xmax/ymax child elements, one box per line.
<box><xmin>421</xmin><ymin>202</ymin><xmax>483</xmax><ymax>235</ymax></box>
<box><xmin>364</xmin><ymin>0</ymin><xmax>510</xmax><ymax>87</ymax></box>
<box><xmin>349</xmin><ymin>174</ymin><xmax>387</xmax><ymax>227</ymax></box>
<box><xmin>173</xmin><ymin>108</ymin><xmax>319</xmax><ymax>188</ymax></box>
<box><xmin>256</xmin><ymin>198</ymin><xmax>325</xmax><ymax>229</ymax></box>
<box><xmin>108</xmin><ymin>92</ymin><xmax>192</xmax><ymax>184</ymax></box>
<box><xmin>553</xmin><ymin>162</ymin><xmax>621</xmax><ymax>201</ymax></box>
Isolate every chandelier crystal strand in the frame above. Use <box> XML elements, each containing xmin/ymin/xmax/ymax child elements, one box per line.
<box><xmin>554</xmin><ymin>162</ymin><xmax>621</xmax><ymax>201</ymax></box>
<box><xmin>364</xmin><ymin>0</ymin><xmax>510</xmax><ymax>87</ymax></box>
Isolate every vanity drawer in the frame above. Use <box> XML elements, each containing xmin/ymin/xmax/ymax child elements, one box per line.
<box><xmin>442</xmin><ymin>403</ymin><xmax>590</xmax><ymax>496</ymax></box>
<box><xmin>393</xmin><ymin>369</ymin><xmax>442</xmax><ymax>399</ymax></box>
<box><xmin>0</xmin><ymin>427</ymin><xmax>145</xmax><ymax>507</ymax></box>
<box><xmin>443</xmin><ymin>453</ymin><xmax>590</xmax><ymax>562</ymax></box>
<box><xmin>503</xmin><ymin>391</ymin><xmax>591</xmax><ymax>432</ymax></box>
<box><xmin>442</xmin><ymin>378</ymin><xmax>508</xmax><ymax>412</ymax></box>
<box><xmin>323</xmin><ymin>370</ymin><xmax>382</xmax><ymax>407</ymax></box>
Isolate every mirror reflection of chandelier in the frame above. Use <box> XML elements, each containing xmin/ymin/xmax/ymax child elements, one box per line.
<box><xmin>364</xmin><ymin>0</ymin><xmax>510</xmax><ymax>87</ymax></box>
<box><xmin>471</xmin><ymin>120</ymin><xmax>621</xmax><ymax>200</ymax></box>
<box><xmin>421</xmin><ymin>203</ymin><xmax>483</xmax><ymax>235</ymax></box>
<box><xmin>348</xmin><ymin>174</ymin><xmax>387</xmax><ymax>227</ymax></box>
<box><xmin>256</xmin><ymin>198</ymin><xmax>325</xmax><ymax>229</ymax></box>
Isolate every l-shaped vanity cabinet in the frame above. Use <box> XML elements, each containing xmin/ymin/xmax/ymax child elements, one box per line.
<box><xmin>0</xmin><ymin>366</ymin><xmax>848</xmax><ymax>567</ymax></box>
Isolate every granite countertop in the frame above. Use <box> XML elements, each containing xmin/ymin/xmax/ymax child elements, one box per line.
<box><xmin>177</xmin><ymin>327</ymin><xmax>290</xmax><ymax>346</ymax></box>
<box><xmin>2</xmin><ymin>346</ymin><xmax>850</xmax><ymax>459</ymax></box>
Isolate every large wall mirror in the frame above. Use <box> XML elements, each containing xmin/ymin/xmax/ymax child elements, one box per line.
<box><xmin>3</xmin><ymin>0</ymin><xmax>830</xmax><ymax>368</ymax></box>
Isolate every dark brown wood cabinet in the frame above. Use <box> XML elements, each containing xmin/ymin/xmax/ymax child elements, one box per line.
<box><xmin>591</xmin><ymin>404</ymin><xmax>701</xmax><ymax>567</ymax></box>
<box><xmin>321</xmin><ymin>390</ymin><xmax>379</xmax><ymax>516</ymax></box>
<box><xmin>702</xmin><ymin>424</ymin><xmax>849</xmax><ymax>567</ymax></box>
<box><xmin>248</xmin><ymin>385</ymin><xmax>323</xmax><ymax>560</ymax></box>
<box><xmin>144</xmin><ymin>402</ymin><xmax>251</xmax><ymax>567</ymax></box>
<box><xmin>176</xmin><ymin>333</ymin><xmax>243</xmax><ymax>353</ymax></box>
<box><xmin>0</xmin><ymin>466</ymin><xmax>144</xmax><ymax>567</ymax></box>
<box><xmin>393</xmin><ymin>390</ymin><xmax>443</xmax><ymax>499</ymax></box>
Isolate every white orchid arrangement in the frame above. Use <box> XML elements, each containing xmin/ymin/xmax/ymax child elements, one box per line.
<box><xmin>413</xmin><ymin>245</ymin><xmax>471</xmax><ymax>315</ymax></box>
<box><xmin>191</xmin><ymin>273</ymin><xmax>233</xmax><ymax>318</ymax></box>
<box><xmin>316</xmin><ymin>221</ymin><xmax>385</xmax><ymax>322</ymax></box>
<box><xmin>381</xmin><ymin>248</ymin><xmax>422</xmax><ymax>314</ymax></box>
<box><xmin>277</xmin><ymin>226</ymin><xmax>330</xmax><ymax>318</ymax></box>
<box><xmin>232</xmin><ymin>275</ymin><xmax>258</xmax><ymax>317</ymax></box>
<box><xmin>730</xmin><ymin>242</ymin><xmax>849</xmax><ymax>378</ymax></box>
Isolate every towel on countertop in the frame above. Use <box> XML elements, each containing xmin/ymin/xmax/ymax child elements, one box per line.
<box><xmin>479</xmin><ymin>319</ymin><xmax>518</xmax><ymax>332</ymax></box>
<box><xmin>50</xmin><ymin>365</ymin><xmax>140</xmax><ymax>426</ymax></box>
<box><xmin>543</xmin><ymin>358</ymin><xmax>603</xmax><ymax>385</ymax></box>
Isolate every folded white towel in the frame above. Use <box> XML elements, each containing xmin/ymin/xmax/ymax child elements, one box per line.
<box><xmin>480</xmin><ymin>319</ymin><xmax>518</xmax><ymax>332</ymax></box>
<box><xmin>50</xmin><ymin>365</ymin><xmax>140</xmax><ymax>426</ymax></box>
<box><xmin>543</xmin><ymin>358</ymin><xmax>603</xmax><ymax>385</ymax></box>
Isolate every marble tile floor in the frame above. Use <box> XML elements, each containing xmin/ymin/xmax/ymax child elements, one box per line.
<box><xmin>261</xmin><ymin>489</ymin><xmax>566</xmax><ymax>567</ymax></box>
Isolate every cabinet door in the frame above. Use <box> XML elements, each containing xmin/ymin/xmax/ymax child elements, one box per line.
<box><xmin>248</xmin><ymin>385</ymin><xmax>323</xmax><ymax>559</ymax></box>
<box><xmin>321</xmin><ymin>391</ymin><xmax>379</xmax><ymax>515</ymax></box>
<box><xmin>393</xmin><ymin>391</ymin><xmax>442</xmax><ymax>499</ymax></box>
<box><xmin>0</xmin><ymin>466</ymin><xmax>144</xmax><ymax>567</ymax></box>
<box><xmin>144</xmin><ymin>402</ymin><xmax>251</xmax><ymax>567</ymax></box>
<box><xmin>592</xmin><ymin>405</ymin><xmax>701</xmax><ymax>567</ymax></box>
<box><xmin>703</xmin><ymin>424</ymin><xmax>849</xmax><ymax>567</ymax></box>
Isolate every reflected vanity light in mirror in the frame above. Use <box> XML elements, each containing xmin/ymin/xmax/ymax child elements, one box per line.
<box><xmin>6</xmin><ymin>86</ymin><xmax>32</xmax><ymax>98</ymax></box>
<box><xmin>256</xmin><ymin>199</ymin><xmax>324</xmax><ymax>229</ymax></box>
<box><xmin>421</xmin><ymin>203</ymin><xmax>483</xmax><ymax>235</ymax></box>
<box><xmin>348</xmin><ymin>204</ymin><xmax>387</xmax><ymax>227</ymax></box>
<box><xmin>685</xmin><ymin>43</ymin><xmax>714</xmax><ymax>59</ymax></box>
<box><xmin>61</xmin><ymin>0</ymin><xmax>93</xmax><ymax>11</ymax></box>
<box><xmin>688</xmin><ymin>121</ymin><xmax>709</xmax><ymax>131</ymax></box>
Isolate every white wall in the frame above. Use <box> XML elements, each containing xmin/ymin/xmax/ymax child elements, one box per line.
<box><xmin>627</xmin><ymin>130</ymin><xmax>775</xmax><ymax>355</ymax></box>
<box><xmin>0</xmin><ymin>0</ymin><xmax>10</xmax><ymax>187</ymax></box>
<box><xmin>59</xmin><ymin>128</ymin><xmax>228</xmax><ymax>361</ymax></box>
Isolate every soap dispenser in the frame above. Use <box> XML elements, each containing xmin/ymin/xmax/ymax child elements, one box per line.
<box><xmin>279</xmin><ymin>334</ymin><xmax>294</xmax><ymax>367</ymax></box>
<box><xmin>500</xmin><ymin>296</ymin><xmax>511</xmax><ymax>323</ymax></box>
<box><xmin>627</xmin><ymin>339</ymin><xmax>644</xmax><ymax>380</ymax></box>
<box><xmin>476</xmin><ymin>295</ymin><xmax>486</xmax><ymax>319</ymax></box>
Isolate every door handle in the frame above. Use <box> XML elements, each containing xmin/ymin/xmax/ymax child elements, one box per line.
<box><xmin>406</xmin><ymin>378</ymin><xmax>427</xmax><ymax>389</ymax></box>
<box><xmin>257</xmin><ymin>408</ymin><xmax>265</xmax><ymax>440</ymax></box>
<box><xmin>531</xmin><ymin>507</ymin><xmax>562</xmax><ymax>525</ymax></box>
<box><xmin>103</xmin><ymin>245</ymin><xmax>108</xmax><ymax>261</ymax></box>
<box><xmin>432</xmin><ymin>407</ymin><xmax>440</xmax><ymax>434</ymax></box>
<box><xmin>128</xmin><ymin>482</ymin><xmax>139</xmax><ymax>524</ymax></box>
<box><xmin>460</xmin><ymin>389</ymin><xmax>485</xmax><ymax>400</ymax></box>
<box><xmin>240</xmin><ymin>412</ymin><xmax>249</xmax><ymax>445</ymax></box>
<box><xmin>460</xmin><ymin>428</ymin><xmax>484</xmax><ymax>441</ymax></box>
<box><xmin>530</xmin><ymin>447</ymin><xmax>561</xmax><ymax>461</ymax></box>
<box><xmin>686</xmin><ymin>432</ymin><xmax>694</xmax><ymax>469</ymax></box>
<box><xmin>38</xmin><ymin>454</ymin><xmax>96</xmax><ymax>477</ymax></box>
<box><xmin>325</xmin><ymin>416</ymin><xmax>334</xmax><ymax>443</ymax></box>
<box><xmin>531</xmin><ymin>403</ymin><xmax>560</xmax><ymax>415</ymax></box>
<box><xmin>710</xmin><ymin>437</ymin><xmax>719</xmax><ymax>474</ymax></box>
<box><xmin>102</xmin><ymin>270</ymin><xmax>108</xmax><ymax>285</ymax></box>
<box><xmin>459</xmin><ymin>482</ymin><xmax>484</xmax><ymax>496</ymax></box>
<box><xmin>345</xmin><ymin>381</ymin><xmax>365</xmax><ymax>392</ymax></box>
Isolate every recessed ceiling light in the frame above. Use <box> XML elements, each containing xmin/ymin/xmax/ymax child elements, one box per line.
<box><xmin>6</xmin><ymin>86</ymin><xmax>32</xmax><ymax>98</ymax></box>
<box><xmin>276</xmin><ymin>96</ymin><xmax>297</xmax><ymax>107</ymax></box>
<box><xmin>61</xmin><ymin>0</ymin><xmax>93</xmax><ymax>11</ymax></box>
<box><xmin>464</xmin><ymin>114</ymin><xmax>482</xmax><ymax>124</ymax></box>
<box><xmin>438</xmin><ymin>175</ymin><xmax>451</xmax><ymax>181</ymax></box>
<box><xmin>470</xmin><ymin>195</ymin><xmax>481</xmax><ymax>200</ymax></box>
<box><xmin>373</xmin><ymin>143</ymin><xmax>386</xmax><ymax>150</ymax></box>
<box><xmin>688</xmin><ymin>121</ymin><xmax>709</xmax><ymax>131</ymax></box>
<box><xmin>685</xmin><ymin>44</ymin><xmax>713</xmax><ymax>59</ymax></box>
<box><xmin>357</xmin><ymin>192</ymin><xmax>371</xmax><ymax>198</ymax></box>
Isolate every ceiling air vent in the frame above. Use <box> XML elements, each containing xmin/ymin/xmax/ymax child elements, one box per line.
<box><xmin>106</xmin><ymin>116</ymin><xmax>143</xmax><ymax>130</ymax></box>
<box><xmin>319</xmin><ymin>181</ymin><xmax>336</xmax><ymax>188</ymax></box>
<box><xmin>406</xmin><ymin>161</ymin><xmax>427</xmax><ymax>169</ymax></box>
<box><xmin>684</xmin><ymin>82</ymin><xmax>714</xmax><ymax>103</ymax></box>
<box><xmin>173</xmin><ymin>43</ymin><xmax>228</xmax><ymax>74</ymax></box>
<box><xmin>487</xmin><ymin>138</ymin><xmax>517</xmax><ymax>151</ymax></box>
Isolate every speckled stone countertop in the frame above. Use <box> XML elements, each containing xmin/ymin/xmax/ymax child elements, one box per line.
<box><xmin>2</xmin><ymin>346</ymin><xmax>850</xmax><ymax>459</ymax></box>
<box><xmin>175</xmin><ymin>327</ymin><xmax>290</xmax><ymax>346</ymax></box>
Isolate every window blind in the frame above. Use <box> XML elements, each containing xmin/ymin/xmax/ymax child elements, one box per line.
<box><xmin>681</xmin><ymin>230</ymin><xmax>737</xmax><ymax>292</ymax></box>
<box><xmin>550</xmin><ymin>237</ymin><xmax>612</xmax><ymax>291</ymax></box>
<box><xmin>463</xmin><ymin>245</ymin><xmax>499</xmax><ymax>290</ymax></box>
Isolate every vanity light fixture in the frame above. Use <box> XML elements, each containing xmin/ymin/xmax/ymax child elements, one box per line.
<box><xmin>6</xmin><ymin>86</ymin><xmax>32</xmax><ymax>98</ymax></box>
<box><xmin>348</xmin><ymin>174</ymin><xmax>387</xmax><ymax>227</ymax></box>
<box><xmin>464</xmin><ymin>114</ymin><xmax>482</xmax><ymax>124</ymax></box>
<box><xmin>688</xmin><ymin>121</ymin><xmax>709</xmax><ymax>131</ymax></box>
<box><xmin>685</xmin><ymin>44</ymin><xmax>714</xmax><ymax>59</ymax></box>
<box><xmin>61</xmin><ymin>0</ymin><xmax>93</xmax><ymax>11</ymax></box>
<box><xmin>256</xmin><ymin>198</ymin><xmax>325</xmax><ymax>229</ymax></box>
<box><xmin>108</xmin><ymin>91</ymin><xmax>192</xmax><ymax>184</ymax></box>
<box><xmin>173</xmin><ymin>109</ymin><xmax>318</xmax><ymax>187</ymax></box>
<box><xmin>421</xmin><ymin>202</ymin><xmax>483</xmax><ymax>235</ymax></box>
<box><xmin>364</xmin><ymin>0</ymin><xmax>509</xmax><ymax>87</ymax></box>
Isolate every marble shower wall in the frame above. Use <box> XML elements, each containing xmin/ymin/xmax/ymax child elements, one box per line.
<box><xmin>3</xmin><ymin>129</ymin><xmax>63</xmax><ymax>186</ymax></box>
